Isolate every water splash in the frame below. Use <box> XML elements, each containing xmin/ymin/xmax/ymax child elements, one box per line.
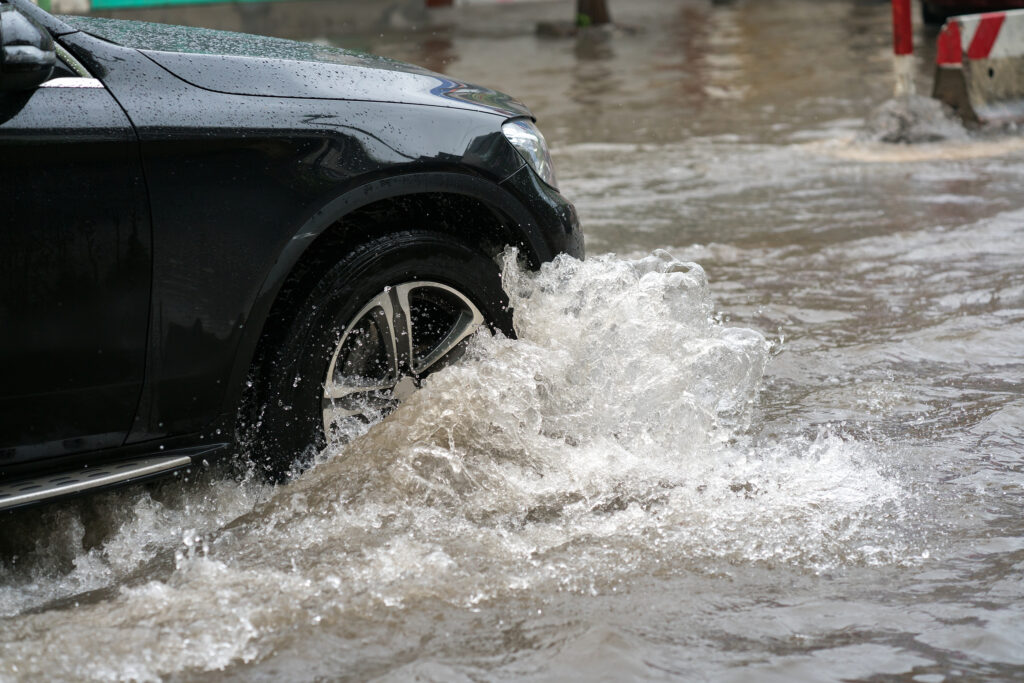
<box><xmin>0</xmin><ymin>253</ymin><xmax>914</xmax><ymax>681</ymax></box>
<box><xmin>862</xmin><ymin>95</ymin><xmax>968</xmax><ymax>144</ymax></box>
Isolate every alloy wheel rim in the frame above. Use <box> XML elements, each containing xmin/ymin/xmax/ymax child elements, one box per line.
<box><xmin>321</xmin><ymin>281</ymin><xmax>485</xmax><ymax>437</ymax></box>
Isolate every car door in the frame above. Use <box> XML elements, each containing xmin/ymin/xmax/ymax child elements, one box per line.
<box><xmin>0</xmin><ymin>47</ymin><xmax>151</xmax><ymax>467</ymax></box>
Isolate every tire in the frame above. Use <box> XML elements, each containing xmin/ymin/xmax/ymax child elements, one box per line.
<box><xmin>241</xmin><ymin>230</ymin><xmax>513</xmax><ymax>478</ymax></box>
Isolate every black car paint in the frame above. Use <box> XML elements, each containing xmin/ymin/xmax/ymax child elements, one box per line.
<box><xmin>0</xmin><ymin>0</ymin><xmax>583</xmax><ymax>480</ymax></box>
<box><xmin>1</xmin><ymin>69</ymin><xmax>151</xmax><ymax>461</ymax></box>
<box><xmin>59</xmin><ymin>15</ymin><xmax>534</xmax><ymax>118</ymax></box>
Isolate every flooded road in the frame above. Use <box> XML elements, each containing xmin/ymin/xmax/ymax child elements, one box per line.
<box><xmin>3</xmin><ymin>0</ymin><xmax>1024</xmax><ymax>680</ymax></box>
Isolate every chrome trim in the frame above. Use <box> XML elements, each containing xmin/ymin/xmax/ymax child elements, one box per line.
<box><xmin>40</xmin><ymin>77</ymin><xmax>104</xmax><ymax>89</ymax></box>
<box><xmin>55</xmin><ymin>43</ymin><xmax>91</xmax><ymax>78</ymax></box>
<box><xmin>0</xmin><ymin>455</ymin><xmax>192</xmax><ymax>511</ymax></box>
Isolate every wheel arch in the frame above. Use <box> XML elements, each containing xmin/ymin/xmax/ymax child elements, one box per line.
<box><xmin>225</xmin><ymin>171</ymin><xmax>544</xmax><ymax>435</ymax></box>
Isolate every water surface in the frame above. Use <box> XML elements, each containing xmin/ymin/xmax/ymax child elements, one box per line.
<box><xmin>3</xmin><ymin>0</ymin><xmax>1023</xmax><ymax>680</ymax></box>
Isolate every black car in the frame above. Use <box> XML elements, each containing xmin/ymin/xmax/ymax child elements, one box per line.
<box><xmin>922</xmin><ymin>0</ymin><xmax>1024</xmax><ymax>24</ymax></box>
<box><xmin>0</xmin><ymin>0</ymin><xmax>583</xmax><ymax>511</ymax></box>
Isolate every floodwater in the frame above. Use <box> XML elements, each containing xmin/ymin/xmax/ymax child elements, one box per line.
<box><xmin>3</xmin><ymin>0</ymin><xmax>1024</xmax><ymax>680</ymax></box>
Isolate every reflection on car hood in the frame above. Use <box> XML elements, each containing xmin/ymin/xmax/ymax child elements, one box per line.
<box><xmin>59</xmin><ymin>16</ymin><xmax>532</xmax><ymax>118</ymax></box>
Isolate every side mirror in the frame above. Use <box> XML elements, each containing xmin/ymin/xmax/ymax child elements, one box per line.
<box><xmin>0</xmin><ymin>5</ymin><xmax>55</xmax><ymax>92</ymax></box>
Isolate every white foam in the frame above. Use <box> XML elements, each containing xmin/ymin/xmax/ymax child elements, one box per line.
<box><xmin>0</xmin><ymin>253</ymin><xmax>913</xmax><ymax>680</ymax></box>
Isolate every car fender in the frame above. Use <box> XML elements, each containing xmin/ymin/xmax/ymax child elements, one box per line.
<box><xmin>220</xmin><ymin>168</ymin><xmax>565</xmax><ymax>428</ymax></box>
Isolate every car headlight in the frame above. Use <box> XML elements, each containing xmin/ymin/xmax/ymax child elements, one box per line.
<box><xmin>502</xmin><ymin>119</ymin><xmax>558</xmax><ymax>189</ymax></box>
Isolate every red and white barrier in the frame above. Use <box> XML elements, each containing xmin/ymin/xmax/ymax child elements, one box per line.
<box><xmin>892</xmin><ymin>0</ymin><xmax>916</xmax><ymax>95</ymax></box>
<box><xmin>933</xmin><ymin>9</ymin><xmax>1024</xmax><ymax>123</ymax></box>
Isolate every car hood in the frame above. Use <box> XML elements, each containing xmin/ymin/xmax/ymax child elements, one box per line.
<box><xmin>59</xmin><ymin>16</ymin><xmax>532</xmax><ymax>118</ymax></box>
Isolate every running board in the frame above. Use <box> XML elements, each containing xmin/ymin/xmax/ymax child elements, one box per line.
<box><xmin>0</xmin><ymin>452</ymin><xmax>202</xmax><ymax>512</ymax></box>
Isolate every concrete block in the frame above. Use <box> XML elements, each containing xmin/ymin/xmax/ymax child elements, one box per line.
<box><xmin>933</xmin><ymin>9</ymin><xmax>1024</xmax><ymax>124</ymax></box>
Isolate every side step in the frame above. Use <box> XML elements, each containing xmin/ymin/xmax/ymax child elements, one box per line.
<box><xmin>0</xmin><ymin>454</ymin><xmax>198</xmax><ymax>512</ymax></box>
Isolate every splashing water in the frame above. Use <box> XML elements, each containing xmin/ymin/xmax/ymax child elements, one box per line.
<box><xmin>0</xmin><ymin>253</ymin><xmax>914</xmax><ymax>681</ymax></box>
<box><xmin>861</xmin><ymin>95</ymin><xmax>968</xmax><ymax>145</ymax></box>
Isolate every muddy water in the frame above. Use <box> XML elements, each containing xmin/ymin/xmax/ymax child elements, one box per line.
<box><xmin>3</xmin><ymin>0</ymin><xmax>1024</xmax><ymax>680</ymax></box>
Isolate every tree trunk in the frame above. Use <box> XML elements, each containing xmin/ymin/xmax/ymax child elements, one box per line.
<box><xmin>577</xmin><ymin>0</ymin><xmax>611</xmax><ymax>26</ymax></box>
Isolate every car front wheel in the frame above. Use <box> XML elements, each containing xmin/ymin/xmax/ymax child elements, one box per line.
<box><xmin>243</xmin><ymin>230</ymin><xmax>514</xmax><ymax>477</ymax></box>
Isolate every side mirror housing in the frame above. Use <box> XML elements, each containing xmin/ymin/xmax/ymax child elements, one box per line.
<box><xmin>0</xmin><ymin>5</ymin><xmax>55</xmax><ymax>92</ymax></box>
